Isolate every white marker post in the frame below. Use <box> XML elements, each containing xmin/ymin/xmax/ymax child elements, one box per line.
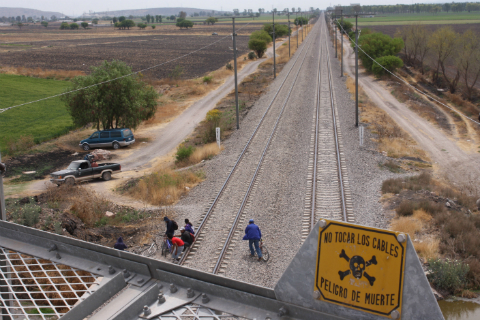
<box><xmin>359</xmin><ymin>125</ymin><xmax>364</xmax><ymax>146</ymax></box>
<box><xmin>216</xmin><ymin>127</ymin><xmax>221</xmax><ymax>149</ymax></box>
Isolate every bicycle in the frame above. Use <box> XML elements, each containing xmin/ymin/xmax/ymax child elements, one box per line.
<box><xmin>248</xmin><ymin>239</ymin><xmax>270</xmax><ymax>262</ymax></box>
<box><xmin>139</xmin><ymin>239</ymin><xmax>159</xmax><ymax>257</ymax></box>
<box><xmin>161</xmin><ymin>235</ymin><xmax>173</xmax><ymax>257</ymax></box>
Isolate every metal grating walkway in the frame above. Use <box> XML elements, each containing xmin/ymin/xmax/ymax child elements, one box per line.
<box><xmin>0</xmin><ymin>246</ymin><xmax>100</xmax><ymax>319</ymax></box>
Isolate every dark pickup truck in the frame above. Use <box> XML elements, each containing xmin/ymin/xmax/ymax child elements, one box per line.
<box><xmin>50</xmin><ymin>160</ymin><xmax>121</xmax><ymax>185</ymax></box>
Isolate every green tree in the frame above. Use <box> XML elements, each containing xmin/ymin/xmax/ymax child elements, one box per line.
<box><xmin>81</xmin><ymin>22</ymin><xmax>88</xmax><ymax>29</ymax></box>
<box><xmin>41</xmin><ymin>21</ymin><xmax>48</xmax><ymax>27</ymax></box>
<box><xmin>248</xmin><ymin>39</ymin><xmax>268</xmax><ymax>58</ymax></box>
<box><xmin>137</xmin><ymin>23</ymin><xmax>147</xmax><ymax>29</ymax></box>
<box><xmin>112</xmin><ymin>16</ymin><xmax>117</xmax><ymax>23</ymax></box>
<box><xmin>62</xmin><ymin>60</ymin><xmax>159</xmax><ymax>131</ymax></box>
<box><xmin>117</xmin><ymin>19</ymin><xmax>135</xmax><ymax>30</ymax></box>
<box><xmin>92</xmin><ymin>19</ymin><xmax>98</xmax><ymax>24</ymax></box>
<box><xmin>146</xmin><ymin>14</ymin><xmax>151</xmax><ymax>23</ymax></box>
<box><xmin>70</xmin><ymin>23</ymin><xmax>79</xmax><ymax>30</ymax></box>
<box><xmin>60</xmin><ymin>22</ymin><xmax>70</xmax><ymax>30</ymax></box>
<box><xmin>205</xmin><ymin>17</ymin><xmax>218</xmax><ymax>25</ymax></box>
<box><xmin>250</xmin><ymin>30</ymin><xmax>272</xmax><ymax>44</ymax></box>
<box><xmin>263</xmin><ymin>23</ymin><xmax>290</xmax><ymax>37</ymax></box>
<box><xmin>176</xmin><ymin>19</ymin><xmax>193</xmax><ymax>29</ymax></box>
<box><xmin>358</xmin><ymin>32</ymin><xmax>404</xmax><ymax>71</ymax></box>
<box><xmin>372</xmin><ymin>56</ymin><xmax>404</xmax><ymax>77</ymax></box>
<box><xmin>337</xmin><ymin>20</ymin><xmax>353</xmax><ymax>34</ymax></box>
<box><xmin>119</xmin><ymin>16</ymin><xmax>126</xmax><ymax>22</ymax></box>
<box><xmin>294</xmin><ymin>16</ymin><xmax>308</xmax><ymax>26</ymax></box>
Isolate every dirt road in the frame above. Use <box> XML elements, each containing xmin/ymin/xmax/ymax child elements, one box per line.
<box><xmin>338</xmin><ymin>32</ymin><xmax>480</xmax><ymax>186</ymax></box>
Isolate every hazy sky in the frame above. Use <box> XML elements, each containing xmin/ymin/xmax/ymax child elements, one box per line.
<box><xmin>5</xmin><ymin>0</ymin><xmax>447</xmax><ymax>16</ymax></box>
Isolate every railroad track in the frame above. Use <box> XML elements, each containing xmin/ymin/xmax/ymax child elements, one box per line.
<box><xmin>302</xmin><ymin>15</ymin><xmax>354</xmax><ymax>240</ymax></box>
<box><xmin>181</xmin><ymin>14</ymin><xmax>352</xmax><ymax>275</ymax></box>
<box><xmin>179</xmin><ymin>22</ymin><xmax>320</xmax><ymax>272</ymax></box>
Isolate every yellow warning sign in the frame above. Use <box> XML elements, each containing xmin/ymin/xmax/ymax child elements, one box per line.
<box><xmin>315</xmin><ymin>220</ymin><xmax>406</xmax><ymax>317</ymax></box>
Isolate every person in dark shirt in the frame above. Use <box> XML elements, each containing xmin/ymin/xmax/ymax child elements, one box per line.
<box><xmin>114</xmin><ymin>237</ymin><xmax>127</xmax><ymax>251</ymax></box>
<box><xmin>242</xmin><ymin>219</ymin><xmax>262</xmax><ymax>261</ymax></box>
<box><xmin>164</xmin><ymin>217</ymin><xmax>176</xmax><ymax>237</ymax></box>
<box><xmin>179</xmin><ymin>227</ymin><xmax>193</xmax><ymax>251</ymax></box>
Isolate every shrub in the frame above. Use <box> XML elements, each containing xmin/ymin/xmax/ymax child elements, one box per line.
<box><xmin>11</xmin><ymin>202</ymin><xmax>41</xmax><ymax>227</ymax></box>
<box><xmin>203</xmin><ymin>109</ymin><xmax>221</xmax><ymax>143</ymax></box>
<box><xmin>203</xmin><ymin>75</ymin><xmax>213</xmax><ymax>83</ymax></box>
<box><xmin>81</xmin><ymin>22</ymin><xmax>88</xmax><ymax>29</ymax></box>
<box><xmin>41</xmin><ymin>21</ymin><xmax>48</xmax><ymax>28</ymax></box>
<box><xmin>137</xmin><ymin>23</ymin><xmax>147</xmax><ymax>29</ymax></box>
<box><xmin>358</xmin><ymin>32</ymin><xmax>404</xmax><ymax>71</ymax></box>
<box><xmin>176</xmin><ymin>19</ymin><xmax>193</xmax><ymax>29</ymax></box>
<box><xmin>427</xmin><ymin>258</ymin><xmax>469</xmax><ymax>293</ymax></box>
<box><xmin>396</xmin><ymin>200</ymin><xmax>415</xmax><ymax>216</ymax></box>
<box><xmin>176</xmin><ymin>145</ymin><xmax>195</xmax><ymax>162</ymax></box>
<box><xmin>372</xmin><ymin>56</ymin><xmax>404</xmax><ymax>77</ymax></box>
<box><xmin>60</xmin><ymin>22</ymin><xmax>70</xmax><ymax>30</ymax></box>
<box><xmin>226</xmin><ymin>63</ymin><xmax>233</xmax><ymax>70</ymax></box>
<box><xmin>69</xmin><ymin>23</ymin><xmax>79</xmax><ymax>30</ymax></box>
<box><xmin>248</xmin><ymin>52</ymin><xmax>256</xmax><ymax>60</ymax></box>
<box><xmin>152</xmin><ymin>25</ymin><xmax>156</xmax><ymax>29</ymax></box>
<box><xmin>169</xmin><ymin>65</ymin><xmax>184</xmax><ymax>80</ymax></box>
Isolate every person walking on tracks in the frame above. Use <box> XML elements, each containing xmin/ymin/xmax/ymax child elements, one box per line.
<box><xmin>243</xmin><ymin>219</ymin><xmax>263</xmax><ymax>261</ymax></box>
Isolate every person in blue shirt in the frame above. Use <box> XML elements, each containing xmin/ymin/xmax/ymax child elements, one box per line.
<box><xmin>243</xmin><ymin>219</ymin><xmax>262</xmax><ymax>261</ymax></box>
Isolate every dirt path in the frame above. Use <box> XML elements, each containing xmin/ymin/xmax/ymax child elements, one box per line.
<box><xmin>338</xmin><ymin>33</ymin><xmax>480</xmax><ymax>187</ymax></box>
<box><xmin>24</xmin><ymin>35</ymin><xmax>296</xmax><ymax>199</ymax></box>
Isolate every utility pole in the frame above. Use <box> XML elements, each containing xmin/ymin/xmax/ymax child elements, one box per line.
<box><xmin>340</xmin><ymin>9</ymin><xmax>343</xmax><ymax>77</ymax></box>
<box><xmin>296</xmin><ymin>12</ymin><xmax>298</xmax><ymax>48</ymax></box>
<box><xmin>288</xmin><ymin>11</ymin><xmax>290</xmax><ymax>57</ymax></box>
<box><xmin>355</xmin><ymin>14</ymin><xmax>359</xmax><ymax>127</ymax></box>
<box><xmin>273</xmin><ymin>11</ymin><xmax>276</xmax><ymax>79</ymax></box>
<box><xmin>232</xmin><ymin>18</ymin><xmax>239</xmax><ymax>130</ymax></box>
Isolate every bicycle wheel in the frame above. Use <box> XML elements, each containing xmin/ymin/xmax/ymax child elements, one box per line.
<box><xmin>142</xmin><ymin>242</ymin><xmax>158</xmax><ymax>257</ymax></box>
<box><xmin>261</xmin><ymin>245</ymin><xmax>270</xmax><ymax>262</ymax></box>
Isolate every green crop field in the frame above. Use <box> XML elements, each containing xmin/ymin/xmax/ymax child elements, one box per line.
<box><xmin>0</xmin><ymin>74</ymin><xmax>73</xmax><ymax>155</ymax></box>
<box><xmin>344</xmin><ymin>12</ymin><xmax>480</xmax><ymax>26</ymax></box>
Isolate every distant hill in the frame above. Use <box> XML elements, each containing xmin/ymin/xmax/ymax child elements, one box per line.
<box><xmin>96</xmin><ymin>7</ymin><xmax>222</xmax><ymax>17</ymax></box>
<box><xmin>0</xmin><ymin>7</ymin><xmax>64</xmax><ymax>18</ymax></box>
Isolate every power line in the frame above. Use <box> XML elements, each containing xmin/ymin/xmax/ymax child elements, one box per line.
<box><xmin>0</xmin><ymin>22</ymin><xmax>251</xmax><ymax>114</ymax></box>
<box><xmin>335</xmin><ymin>20</ymin><xmax>480</xmax><ymax>126</ymax></box>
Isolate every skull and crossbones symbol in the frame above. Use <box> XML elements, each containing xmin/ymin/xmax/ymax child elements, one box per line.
<box><xmin>338</xmin><ymin>249</ymin><xmax>377</xmax><ymax>286</ymax></box>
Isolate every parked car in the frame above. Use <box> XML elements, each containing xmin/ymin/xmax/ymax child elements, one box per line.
<box><xmin>50</xmin><ymin>160</ymin><xmax>121</xmax><ymax>185</ymax></box>
<box><xmin>79</xmin><ymin>128</ymin><xmax>135</xmax><ymax>151</ymax></box>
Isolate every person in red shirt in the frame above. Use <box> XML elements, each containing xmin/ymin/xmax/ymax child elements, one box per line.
<box><xmin>168</xmin><ymin>234</ymin><xmax>184</xmax><ymax>261</ymax></box>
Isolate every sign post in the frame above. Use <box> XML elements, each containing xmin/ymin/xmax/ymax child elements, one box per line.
<box><xmin>315</xmin><ymin>220</ymin><xmax>406</xmax><ymax>318</ymax></box>
<box><xmin>215</xmin><ymin>127</ymin><xmax>221</xmax><ymax>149</ymax></box>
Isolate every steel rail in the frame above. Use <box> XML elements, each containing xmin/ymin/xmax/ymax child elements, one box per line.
<box><xmin>310</xmin><ymin>25</ymin><xmax>322</xmax><ymax>231</ymax></box>
<box><xmin>178</xmin><ymin>29</ymin><xmax>315</xmax><ymax>266</ymax></box>
<box><xmin>323</xmin><ymin>16</ymin><xmax>348</xmax><ymax>222</ymax></box>
<box><xmin>213</xmin><ymin>24</ymin><xmax>320</xmax><ymax>274</ymax></box>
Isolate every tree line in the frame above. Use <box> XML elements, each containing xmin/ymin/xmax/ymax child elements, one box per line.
<box><xmin>338</xmin><ymin>2</ymin><xmax>480</xmax><ymax>15</ymax></box>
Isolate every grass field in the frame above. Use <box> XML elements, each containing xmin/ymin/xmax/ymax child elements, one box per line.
<box><xmin>344</xmin><ymin>12</ymin><xmax>480</xmax><ymax>26</ymax></box>
<box><xmin>0</xmin><ymin>74</ymin><xmax>73</xmax><ymax>155</ymax></box>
